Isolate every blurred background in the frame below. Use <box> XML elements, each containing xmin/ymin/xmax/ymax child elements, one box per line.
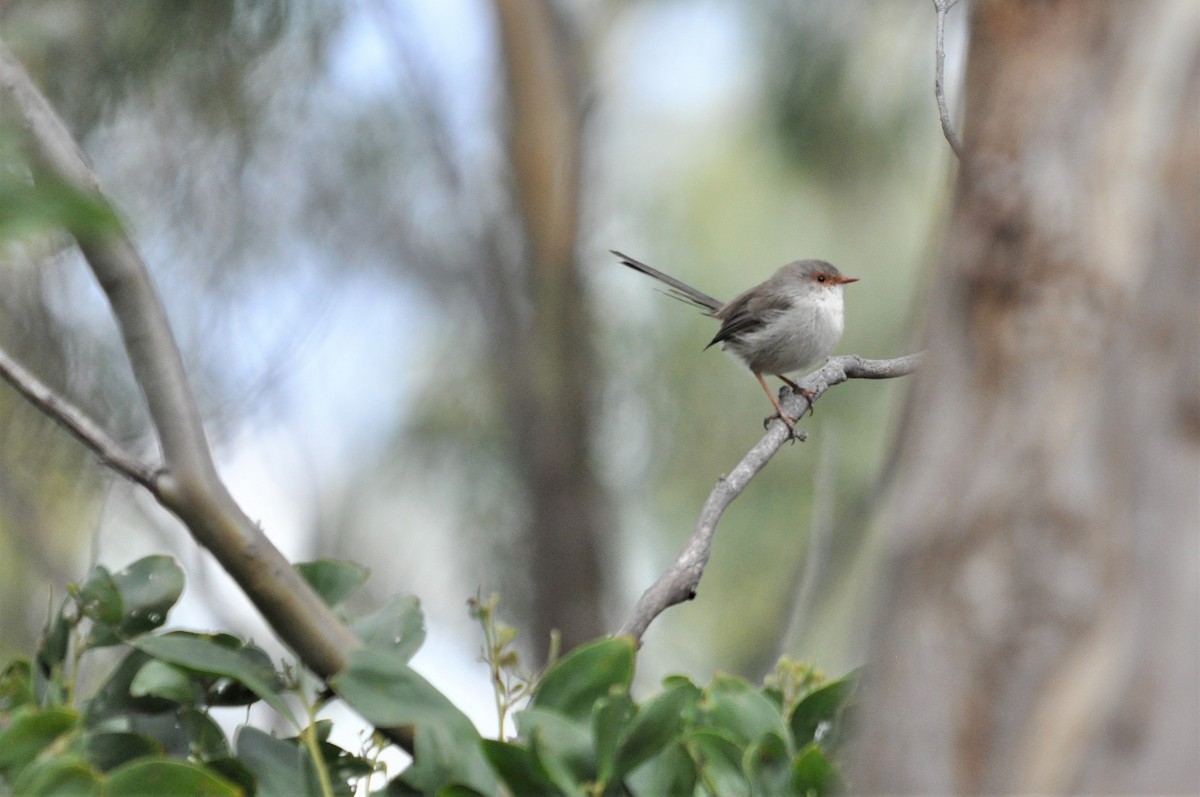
<box><xmin>0</xmin><ymin>0</ymin><xmax>959</xmax><ymax>732</ymax></box>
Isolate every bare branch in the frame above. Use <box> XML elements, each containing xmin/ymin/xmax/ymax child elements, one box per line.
<box><xmin>0</xmin><ymin>40</ymin><xmax>362</xmax><ymax>680</ymax></box>
<box><xmin>0</xmin><ymin>346</ymin><xmax>157</xmax><ymax>489</ymax></box>
<box><xmin>617</xmin><ymin>353</ymin><xmax>922</xmax><ymax>642</ymax></box>
<box><xmin>933</xmin><ymin>0</ymin><xmax>964</xmax><ymax>158</ymax></box>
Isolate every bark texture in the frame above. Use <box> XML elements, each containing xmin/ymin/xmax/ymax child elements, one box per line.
<box><xmin>853</xmin><ymin>1</ymin><xmax>1200</xmax><ymax>793</ymax></box>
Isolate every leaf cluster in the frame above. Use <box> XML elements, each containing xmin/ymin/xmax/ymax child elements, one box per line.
<box><xmin>1</xmin><ymin>556</ymin><xmax>857</xmax><ymax>796</ymax></box>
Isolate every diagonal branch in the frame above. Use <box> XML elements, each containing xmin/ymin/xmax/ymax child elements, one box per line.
<box><xmin>616</xmin><ymin>353</ymin><xmax>922</xmax><ymax>643</ymax></box>
<box><xmin>0</xmin><ymin>40</ymin><xmax>362</xmax><ymax>680</ymax></box>
<box><xmin>933</xmin><ymin>0</ymin><xmax>964</xmax><ymax>158</ymax></box>
<box><xmin>0</xmin><ymin>345</ymin><xmax>157</xmax><ymax>490</ymax></box>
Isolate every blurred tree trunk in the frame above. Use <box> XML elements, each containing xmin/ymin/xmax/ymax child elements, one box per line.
<box><xmin>854</xmin><ymin>1</ymin><xmax>1199</xmax><ymax>793</ymax></box>
<box><xmin>492</xmin><ymin>0</ymin><xmax>606</xmax><ymax>655</ymax></box>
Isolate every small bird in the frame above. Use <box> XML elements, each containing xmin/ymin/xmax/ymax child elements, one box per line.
<box><xmin>612</xmin><ymin>250</ymin><xmax>858</xmax><ymax>432</ymax></box>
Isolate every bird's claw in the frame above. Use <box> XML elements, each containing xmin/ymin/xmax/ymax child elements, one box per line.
<box><xmin>762</xmin><ymin>412</ymin><xmax>805</xmax><ymax>443</ymax></box>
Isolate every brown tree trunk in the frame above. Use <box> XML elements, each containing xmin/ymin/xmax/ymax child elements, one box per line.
<box><xmin>853</xmin><ymin>1</ymin><xmax>1200</xmax><ymax>793</ymax></box>
<box><xmin>492</xmin><ymin>0</ymin><xmax>606</xmax><ymax>655</ymax></box>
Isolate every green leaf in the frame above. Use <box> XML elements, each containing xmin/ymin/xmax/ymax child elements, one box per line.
<box><xmin>312</xmin><ymin>738</ymin><xmax>375</xmax><ymax>790</ymax></box>
<box><xmin>0</xmin><ymin>176</ymin><xmax>121</xmax><ymax>243</ymax></box>
<box><xmin>530</xmin><ymin>637</ymin><xmax>636</xmax><ymax>721</ymax></box>
<box><xmin>127</xmin><ymin>708</ymin><xmax>231</xmax><ymax>761</ymax></box>
<box><xmin>130</xmin><ymin>660</ymin><xmax>196</xmax><ymax>704</ymax></box>
<box><xmin>613</xmin><ymin>680</ymin><xmax>697</xmax><ymax>779</ymax></box>
<box><xmin>700</xmin><ymin>675</ymin><xmax>787</xmax><ymax>748</ymax></box>
<box><xmin>333</xmin><ymin>649</ymin><xmax>471</xmax><ymax>731</ymax></box>
<box><xmin>790</xmin><ymin>743</ymin><xmax>845</xmax><ymax>797</ymax></box>
<box><xmin>480</xmin><ymin>739</ymin><xmax>564</xmax><ymax>796</ymax></box>
<box><xmin>204</xmin><ymin>756</ymin><xmax>258</xmax><ymax>796</ymax></box>
<box><xmin>593</xmin><ymin>689</ymin><xmax>634</xmax><ymax>787</ymax></box>
<box><xmin>351</xmin><ymin>594</ymin><xmax>425</xmax><ymax>662</ymax></box>
<box><xmin>84</xmin><ymin>650</ymin><xmax>176</xmax><ymax>721</ymax></box>
<box><xmin>236</xmin><ymin>727</ymin><xmax>319</xmax><ymax>797</ymax></box>
<box><xmin>11</xmin><ymin>755</ymin><xmax>100</xmax><ymax>797</ymax></box>
<box><xmin>789</xmin><ymin>674</ymin><xmax>857</xmax><ymax>749</ymax></box>
<box><xmin>0</xmin><ymin>658</ymin><xmax>35</xmax><ymax>712</ymax></box>
<box><xmin>744</xmin><ymin>730</ymin><xmax>791</xmax><ymax>796</ymax></box>
<box><xmin>104</xmin><ymin>757</ymin><xmax>241</xmax><ymax>797</ymax></box>
<box><xmin>110</xmin><ymin>556</ymin><xmax>185</xmax><ymax>637</ymax></box>
<box><xmin>206</xmin><ymin>642</ymin><xmax>285</xmax><ymax>707</ymax></box>
<box><xmin>686</xmin><ymin>730</ymin><xmax>748</xmax><ymax>797</ymax></box>
<box><xmin>77</xmin><ymin>566</ymin><xmax>123</xmax><ymax>625</ymax></box>
<box><xmin>77</xmin><ymin>731</ymin><xmax>162</xmax><ymax>772</ymax></box>
<box><xmin>0</xmin><ymin>705</ymin><xmax>80</xmax><ymax>780</ymax></box>
<box><xmin>434</xmin><ymin>786</ymin><xmax>488</xmax><ymax>797</ymax></box>
<box><xmin>516</xmin><ymin>706</ymin><xmax>595</xmax><ymax>791</ymax></box>
<box><xmin>332</xmin><ymin>649</ymin><xmax>495</xmax><ymax>795</ymax></box>
<box><xmin>525</xmin><ymin>725</ymin><xmax>587</xmax><ymax>796</ymax></box>
<box><xmin>132</xmin><ymin>634</ymin><xmax>296</xmax><ymax>727</ymax></box>
<box><xmin>296</xmin><ymin>559</ymin><xmax>368</xmax><ymax>609</ymax></box>
<box><xmin>624</xmin><ymin>742</ymin><xmax>696</xmax><ymax>797</ymax></box>
<box><xmin>37</xmin><ymin>598</ymin><xmax>71</xmax><ymax>671</ymax></box>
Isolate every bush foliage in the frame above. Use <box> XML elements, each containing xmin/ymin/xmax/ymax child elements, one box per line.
<box><xmin>0</xmin><ymin>556</ymin><xmax>856</xmax><ymax>796</ymax></box>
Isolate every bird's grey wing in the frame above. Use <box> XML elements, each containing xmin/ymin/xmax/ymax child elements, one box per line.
<box><xmin>706</xmin><ymin>289</ymin><xmax>789</xmax><ymax>349</ymax></box>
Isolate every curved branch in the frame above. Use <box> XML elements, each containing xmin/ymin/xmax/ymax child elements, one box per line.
<box><xmin>617</xmin><ymin>353</ymin><xmax>922</xmax><ymax>643</ymax></box>
<box><xmin>933</xmin><ymin>0</ymin><xmax>964</xmax><ymax>158</ymax></box>
<box><xmin>0</xmin><ymin>41</ymin><xmax>361</xmax><ymax>679</ymax></box>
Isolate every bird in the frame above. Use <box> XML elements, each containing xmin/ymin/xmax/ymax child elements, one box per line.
<box><xmin>612</xmin><ymin>250</ymin><xmax>858</xmax><ymax>433</ymax></box>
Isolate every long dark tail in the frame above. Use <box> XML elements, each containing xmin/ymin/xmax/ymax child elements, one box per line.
<box><xmin>610</xmin><ymin>250</ymin><xmax>723</xmax><ymax>313</ymax></box>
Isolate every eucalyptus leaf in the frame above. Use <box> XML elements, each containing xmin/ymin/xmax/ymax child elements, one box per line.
<box><xmin>480</xmin><ymin>739</ymin><xmax>563</xmax><ymax>795</ymax></box>
<box><xmin>104</xmin><ymin>757</ymin><xmax>241</xmax><ymax>797</ymax></box>
<box><xmin>132</xmin><ymin>635</ymin><xmax>296</xmax><ymax>727</ymax></box>
<box><xmin>789</xmin><ymin>674</ymin><xmax>857</xmax><ymax>749</ymax></box>
<box><xmin>10</xmin><ymin>755</ymin><xmax>100</xmax><ymax>797</ymax></box>
<box><xmin>296</xmin><ymin>559</ymin><xmax>369</xmax><ymax>609</ymax></box>
<box><xmin>332</xmin><ymin>649</ymin><xmax>495</xmax><ymax>795</ymax></box>
<box><xmin>351</xmin><ymin>594</ymin><xmax>425</xmax><ymax>661</ymax></box>
<box><xmin>236</xmin><ymin>727</ymin><xmax>319</xmax><ymax>797</ymax></box>
<box><xmin>530</xmin><ymin>637</ymin><xmax>636</xmax><ymax>722</ymax></box>
<box><xmin>700</xmin><ymin>675</ymin><xmax>788</xmax><ymax>748</ymax></box>
<box><xmin>0</xmin><ymin>706</ymin><xmax>80</xmax><ymax>780</ymax></box>
<box><xmin>110</xmin><ymin>556</ymin><xmax>185</xmax><ymax>637</ymax></box>
<box><xmin>77</xmin><ymin>566</ymin><xmax>122</xmax><ymax>625</ymax></box>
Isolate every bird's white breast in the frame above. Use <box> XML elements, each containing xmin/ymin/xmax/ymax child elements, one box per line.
<box><xmin>729</xmin><ymin>286</ymin><xmax>845</xmax><ymax>375</ymax></box>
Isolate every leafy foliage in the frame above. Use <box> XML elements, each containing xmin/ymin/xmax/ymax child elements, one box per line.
<box><xmin>0</xmin><ymin>557</ymin><xmax>858</xmax><ymax>796</ymax></box>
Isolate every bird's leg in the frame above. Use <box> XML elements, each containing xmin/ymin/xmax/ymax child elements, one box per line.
<box><xmin>776</xmin><ymin>374</ymin><xmax>815</xmax><ymax>418</ymax></box>
<box><xmin>756</xmin><ymin>372</ymin><xmax>800</xmax><ymax>437</ymax></box>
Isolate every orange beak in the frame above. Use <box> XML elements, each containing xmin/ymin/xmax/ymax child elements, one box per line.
<box><xmin>836</xmin><ymin>276</ymin><xmax>860</xmax><ymax>285</ymax></box>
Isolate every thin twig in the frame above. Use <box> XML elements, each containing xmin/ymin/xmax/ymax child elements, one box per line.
<box><xmin>616</xmin><ymin>353</ymin><xmax>922</xmax><ymax>642</ymax></box>
<box><xmin>933</xmin><ymin>0</ymin><xmax>964</xmax><ymax>158</ymax></box>
<box><xmin>0</xmin><ymin>345</ymin><xmax>158</xmax><ymax>489</ymax></box>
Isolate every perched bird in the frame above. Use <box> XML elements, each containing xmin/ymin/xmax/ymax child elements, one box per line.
<box><xmin>612</xmin><ymin>250</ymin><xmax>858</xmax><ymax>432</ymax></box>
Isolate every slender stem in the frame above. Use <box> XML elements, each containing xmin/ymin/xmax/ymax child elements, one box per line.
<box><xmin>933</xmin><ymin>0</ymin><xmax>964</xmax><ymax>158</ymax></box>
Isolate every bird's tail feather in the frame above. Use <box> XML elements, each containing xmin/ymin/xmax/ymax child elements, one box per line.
<box><xmin>610</xmin><ymin>250</ymin><xmax>723</xmax><ymax>312</ymax></box>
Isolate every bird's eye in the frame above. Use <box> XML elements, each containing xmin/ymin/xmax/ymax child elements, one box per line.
<box><xmin>816</xmin><ymin>274</ymin><xmax>826</xmax><ymax>283</ymax></box>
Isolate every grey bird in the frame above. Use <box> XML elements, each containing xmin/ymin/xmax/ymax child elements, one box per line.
<box><xmin>612</xmin><ymin>250</ymin><xmax>858</xmax><ymax>432</ymax></box>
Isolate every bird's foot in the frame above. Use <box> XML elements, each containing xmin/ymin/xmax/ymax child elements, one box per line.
<box><xmin>762</xmin><ymin>411</ymin><xmax>806</xmax><ymax>443</ymax></box>
<box><xmin>777</xmin><ymin>380</ymin><xmax>815</xmax><ymax>419</ymax></box>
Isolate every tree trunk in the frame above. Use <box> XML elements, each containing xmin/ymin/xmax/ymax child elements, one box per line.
<box><xmin>853</xmin><ymin>1</ymin><xmax>1200</xmax><ymax>793</ymax></box>
<box><xmin>492</xmin><ymin>0</ymin><xmax>606</xmax><ymax>655</ymax></box>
